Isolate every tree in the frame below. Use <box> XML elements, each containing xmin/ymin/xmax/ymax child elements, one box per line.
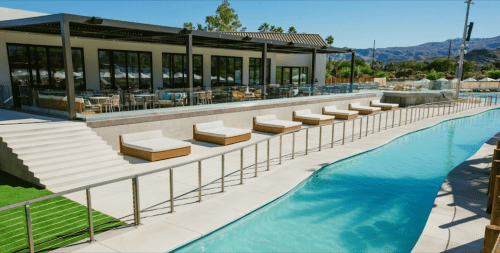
<box><xmin>270</xmin><ymin>25</ymin><xmax>284</xmax><ymax>33</ymax></box>
<box><xmin>183</xmin><ymin>22</ymin><xmax>194</xmax><ymax>30</ymax></box>
<box><xmin>325</xmin><ymin>35</ymin><xmax>334</xmax><ymax>66</ymax></box>
<box><xmin>374</xmin><ymin>71</ymin><xmax>390</xmax><ymax>81</ymax></box>
<box><xmin>288</xmin><ymin>26</ymin><xmax>297</xmax><ymax>33</ymax></box>
<box><xmin>258</xmin><ymin>23</ymin><xmax>270</xmax><ymax>32</ymax></box>
<box><xmin>426</xmin><ymin>72</ymin><xmax>445</xmax><ymax>80</ymax></box>
<box><xmin>487</xmin><ymin>70</ymin><xmax>500</xmax><ymax>79</ymax></box>
<box><xmin>205</xmin><ymin>0</ymin><xmax>243</xmax><ymax>31</ymax></box>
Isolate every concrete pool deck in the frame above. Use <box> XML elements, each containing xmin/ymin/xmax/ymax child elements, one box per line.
<box><xmin>58</xmin><ymin>105</ymin><xmax>499</xmax><ymax>252</ymax></box>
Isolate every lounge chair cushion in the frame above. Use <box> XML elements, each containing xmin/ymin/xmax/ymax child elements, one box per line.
<box><xmin>324</xmin><ymin>106</ymin><xmax>358</xmax><ymax>116</ymax></box>
<box><xmin>350</xmin><ymin>103</ymin><xmax>381</xmax><ymax>111</ymax></box>
<box><xmin>123</xmin><ymin>137</ymin><xmax>190</xmax><ymax>152</ymax></box>
<box><xmin>256</xmin><ymin>119</ymin><xmax>302</xmax><ymax>129</ymax></box>
<box><xmin>371</xmin><ymin>100</ymin><xmax>398</xmax><ymax>108</ymax></box>
<box><xmin>195</xmin><ymin>121</ymin><xmax>224</xmax><ymax>131</ymax></box>
<box><xmin>197</xmin><ymin>127</ymin><xmax>251</xmax><ymax>138</ymax></box>
<box><xmin>255</xmin><ymin>115</ymin><xmax>277</xmax><ymax>123</ymax></box>
<box><xmin>294</xmin><ymin>109</ymin><xmax>312</xmax><ymax>117</ymax></box>
<box><xmin>295</xmin><ymin>114</ymin><xmax>335</xmax><ymax>121</ymax></box>
<box><xmin>122</xmin><ymin>130</ymin><xmax>163</xmax><ymax>143</ymax></box>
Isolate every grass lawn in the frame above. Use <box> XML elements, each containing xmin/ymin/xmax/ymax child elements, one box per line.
<box><xmin>0</xmin><ymin>171</ymin><xmax>125</xmax><ymax>252</ymax></box>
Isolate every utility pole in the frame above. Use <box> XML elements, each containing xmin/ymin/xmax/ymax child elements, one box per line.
<box><xmin>372</xmin><ymin>40</ymin><xmax>376</xmax><ymax>68</ymax></box>
<box><xmin>455</xmin><ymin>0</ymin><xmax>473</xmax><ymax>99</ymax></box>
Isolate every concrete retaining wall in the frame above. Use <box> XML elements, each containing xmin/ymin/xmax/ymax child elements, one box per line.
<box><xmin>381</xmin><ymin>91</ymin><xmax>454</xmax><ymax>107</ymax></box>
<box><xmin>90</xmin><ymin>93</ymin><xmax>382</xmax><ymax>150</ymax></box>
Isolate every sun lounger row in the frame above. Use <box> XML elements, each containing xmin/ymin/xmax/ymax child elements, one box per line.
<box><xmin>119</xmin><ymin>100</ymin><xmax>398</xmax><ymax>161</ymax></box>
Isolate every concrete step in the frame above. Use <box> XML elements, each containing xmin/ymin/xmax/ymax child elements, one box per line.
<box><xmin>25</xmin><ymin>149</ymin><xmax>120</xmax><ymax>167</ymax></box>
<box><xmin>6</xmin><ymin>129</ymin><xmax>94</xmax><ymax>144</ymax></box>
<box><xmin>29</xmin><ymin>153</ymin><xmax>126</xmax><ymax>173</ymax></box>
<box><xmin>15</xmin><ymin>139</ymin><xmax>107</xmax><ymax>156</ymax></box>
<box><xmin>45</xmin><ymin>166</ymin><xmax>135</xmax><ymax>191</ymax></box>
<box><xmin>8</xmin><ymin>135</ymin><xmax>102</xmax><ymax>150</ymax></box>
<box><xmin>35</xmin><ymin>159</ymin><xmax>130</xmax><ymax>179</ymax></box>
<box><xmin>0</xmin><ymin>122</ymin><xmax>86</xmax><ymax>135</ymax></box>
<box><xmin>1</xmin><ymin>125</ymin><xmax>90</xmax><ymax>141</ymax></box>
<box><xmin>20</xmin><ymin>145</ymin><xmax>113</xmax><ymax>163</ymax></box>
<box><xmin>37</xmin><ymin>162</ymin><xmax>130</xmax><ymax>182</ymax></box>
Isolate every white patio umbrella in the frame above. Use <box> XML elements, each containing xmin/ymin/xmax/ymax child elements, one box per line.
<box><xmin>463</xmin><ymin>77</ymin><xmax>477</xmax><ymax>82</ymax></box>
<box><xmin>479</xmin><ymin>77</ymin><xmax>496</xmax><ymax>82</ymax></box>
<box><xmin>419</xmin><ymin>78</ymin><xmax>431</xmax><ymax>82</ymax></box>
<box><xmin>54</xmin><ymin>71</ymin><xmax>65</xmax><ymax>79</ymax></box>
<box><xmin>436</xmin><ymin>78</ymin><xmax>449</xmax><ymax>82</ymax></box>
<box><xmin>451</xmin><ymin>78</ymin><xmax>458</xmax><ymax>83</ymax></box>
<box><xmin>496</xmin><ymin>78</ymin><xmax>500</xmax><ymax>81</ymax></box>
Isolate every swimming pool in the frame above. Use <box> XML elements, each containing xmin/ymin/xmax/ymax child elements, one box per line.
<box><xmin>175</xmin><ymin>109</ymin><xmax>500</xmax><ymax>252</ymax></box>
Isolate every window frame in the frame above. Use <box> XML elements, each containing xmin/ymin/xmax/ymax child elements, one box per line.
<box><xmin>275</xmin><ymin>66</ymin><xmax>309</xmax><ymax>86</ymax></box>
<box><xmin>211</xmin><ymin>55</ymin><xmax>243</xmax><ymax>86</ymax></box>
<box><xmin>98</xmin><ymin>49</ymin><xmax>153</xmax><ymax>92</ymax></box>
<box><xmin>6</xmin><ymin>43</ymin><xmax>86</xmax><ymax>90</ymax></box>
<box><xmin>162</xmin><ymin>53</ymin><xmax>204</xmax><ymax>89</ymax></box>
<box><xmin>249</xmin><ymin>58</ymin><xmax>271</xmax><ymax>85</ymax></box>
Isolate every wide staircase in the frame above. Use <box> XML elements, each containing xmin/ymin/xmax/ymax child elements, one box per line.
<box><xmin>0</xmin><ymin>120</ymin><xmax>134</xmax><ymax>192</ymax></box>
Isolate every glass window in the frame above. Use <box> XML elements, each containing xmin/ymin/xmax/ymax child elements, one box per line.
<box><xmin>162</xmin><ymin>53</ymin><xmax>171</xmax><ymax>86</ymax></box>
<box><xmin>128</xmin><ymin>52</ymin><xmax>139</xmax><ymax>90</ymax></box>
<box><xmin>292</xmin><ymin>68</ymin><xmax>300</xmax><ymax>85</ymax></box>
<box><xmin>193</xmin><ymin>55</ymin><xmax>203</xmax><ymax>86</ymax></box>
<box><xmin>99</xmin><ymin>51</ymin><xmax>112</xmax><ymax>90</ymax></box>
<box><xmin>276</xmin><ymin>67</ymin><xmax>282</xmax><ymax>85</ymax></box>
<box><xmin>172</xmin><ymin>55</ymin><xmax>183</xmax><ymax>86</ymax></box>
<box><xmin>98</xmin><ymin>49</ymin><xmax>152</xmax><ymax>91</ymax></box>
<box><xmin>300</xmin><ymin>67</ymin><xmax>308</xmax><ymax>85</ymax></box>
<box><xmin>49</xmin><ymin>48</ymin><xmax>65</xmax><ymax>89</ymax></box>
<box><xmin>72</xmin><ymin>49</ymin><xmax>85</xmax><ymax>91</ymax></box>
<box><xmin>140</xmin><ymin>53</ymin><xmax>152</xmax><ymax>90</ymax></box>
<box><xmin>30</xmin><ymin>47</ymin><xmax>49</xmax><ymax>87</ymax></box>
<box><xmin>283</xmin><ymin>68</ymin><xmax>291</xmax><ymax>85</ymax></box>
<box><xmin>210</xmin><ymin>56</ymin><xmax>242</xmax><ymax>87</ymax></box>
<box><xmin>249</xmin><ymin>58</ymin><xmax>270</xmax><ymax>85</ymax></box>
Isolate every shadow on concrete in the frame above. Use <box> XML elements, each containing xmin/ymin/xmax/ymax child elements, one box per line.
<box><xmin>0</xmin><ymin>109</ymin><xmax>64</xmax><ymax>125</ymax></box>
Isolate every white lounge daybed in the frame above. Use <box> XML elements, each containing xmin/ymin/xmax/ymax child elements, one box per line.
<box><xmin>292</xmin><ymin>109</ymin><xmax>335</xmax><ymax>125</ymax></box>
<box><xmin>120</xmin><ymin>130</ymin><xmax>191</xmax><ymax>162</ymax></box>
<box><xmin>322</xmin><ymin>106</ymin><xmax>358</xmax><ymax>120</ymax></box>
<box><xmin>349</xmin><ymin>102</ymin><xmax>381</xmax><ymax>115</ymax></box>
<box><xmin>370</xmin><ymin>99</ymin><xmax>399</xmax><ymax>110</ymax></box>
<box><xmin>253</xmin><ymin>115</ymin><xmax>302</xmax><ymax>134</ymax></box>
<box><xmin>194</xmin><ymin>121</ymin><xmax>251</xmax><ymax>145</ymax></box>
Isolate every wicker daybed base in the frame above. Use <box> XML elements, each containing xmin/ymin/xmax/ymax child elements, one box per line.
<box><xmin>322</xmin><ymin>112</ymin><xmax>358</xmax><ymax>120</ymax></box>
<box><xmin>253</xmin><ymin>123</ymin><xmax>301</xmax><ymax>134</ymax></box>
<box><xmin>119</xmin><ymin>136</ymin><xmax>191</xmax><ymax>162</ymax></box>
<box><xmin>292</xmin><ymin>116</ymin><xmax>334</xmax><ymax>125</ymax></box>
<box><xmin>193</xmin><ymin>127</ymin><xmax>251</xmax><ymax>145</ymax></box>
<box><xmin>378</xmin><ymin>105</ymin><xmax>398</xmax><ymax>110</ymax></box>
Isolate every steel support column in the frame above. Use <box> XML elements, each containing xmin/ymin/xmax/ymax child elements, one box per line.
<box><xmin>60</xmin><ymin>20</ymin><xmax>76</xmax><ymax>119</ymax></box>
<box><xmin>349</xmin><ymin>52</ymin><xmax>355</xmax><ymax>93</ymax></box>
<box><xmin>311</xmin><ymin>48</ymin><xmax>317</xmax><ymax>94</ymax></box>
<box><xmin>262</xmin><ymin>43</ymin><xmax>267</xmax><ymax>100</ymax></box>
<box><xmin>186</xmin><ymin>34</ymin><xmax>193</xmax><ymax>106</ymax></box>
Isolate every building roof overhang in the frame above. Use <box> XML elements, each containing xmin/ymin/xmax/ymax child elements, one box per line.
<box><xmin>0</xmin><ymin>13</ymin><xmax>355</xmax><ymax>54</ymax></box>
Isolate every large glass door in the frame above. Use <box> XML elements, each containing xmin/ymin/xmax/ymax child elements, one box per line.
<box><xmin>283</xmin><ymin>68</ymin><xmax>291</xmax><ymax>85</ymax></box>
<box><xmin>291</xmin><ymin>68</ymin><xmax>300</xmax><ymax>86</ymax></box>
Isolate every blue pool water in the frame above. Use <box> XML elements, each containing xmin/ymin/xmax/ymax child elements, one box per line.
<box><xmin>175</xmin><ymin>109</ymin><xmax>500</xmax><ymax>252</ymax></box>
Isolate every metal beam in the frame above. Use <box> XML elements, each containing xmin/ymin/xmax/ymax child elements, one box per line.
<box><xmin>261</xmin><ymin>43</ymin><xmax>267</xmax><ymax>100</ymax></box>
<box><xmin>350</xmin><ymin>52</ymin><xmax>355</xmax><ymax>93</ymax></box>
<box><xmin>60</xmin><ymin>21</ymin><xmax>76</xmax><ymax>119</ymax></box>
<box><xmin>186</xmin><ymin>34</ymin><xmax>193</xmax><ymax>106</ymax></box>
<box><xmin>311</xmin><ymin>48</ymin><xmax>316</xmax><ymax>92</ymax></box>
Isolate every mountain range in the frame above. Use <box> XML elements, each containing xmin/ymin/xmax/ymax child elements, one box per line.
<box><xmin>330</xmin><ymin>36</ymin><xmax>500</xmax><ymax>66</ymax></box>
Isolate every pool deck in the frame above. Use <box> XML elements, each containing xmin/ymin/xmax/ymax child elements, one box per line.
<box><xmin>57</xmin><ymin>105</ymin><xmax>500</xmax><ymax>252</ymax></box>
<box><xmin>411</xmin><ymin>133</ymin><xmax>499</xmax><ymax>252</ymax></box>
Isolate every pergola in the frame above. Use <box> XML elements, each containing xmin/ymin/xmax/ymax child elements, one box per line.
<box><xmin>0</xmin><ymin>13</ymin><xmax>356</xmax><ymax>119</ymax></box>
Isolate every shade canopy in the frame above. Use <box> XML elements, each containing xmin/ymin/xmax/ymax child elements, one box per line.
<box><xmin>436</xmin><ymin>78</ymin><xmax>449</xmax><ymax>82</ymax></box>
<box><xmin>419</xmin><ymin>78</ymin><xmax>431</xmax><ymax>82</ymax></box>
<box><xmin>479</xmin><ymin>77</ymin><xmax>496</xmax><ymax>82</ymax></box>
<box><xmin>463</xmin><ymin>78</ymin><xmax>477</xmax><ymax>82</ymax></box>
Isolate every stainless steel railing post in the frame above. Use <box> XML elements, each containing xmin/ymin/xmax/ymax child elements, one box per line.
<box><xmin>319</xmin><ymin>126</ymin><xmax>322</xmax><ymax>151</ymax></box>
<box><xmin>305</xmin><ymin>128</ymin><xmax>309</xmax><ymax>155</ymax></box>
<box><xmin>279</xmin><ymin>135</ymin><xmax>282</xmax><ymax>164</ymax></box>
<box><xmin>241</xmin><ymin>149</ymin><xmax>245</xmax><ymax>183</ymax></box>
<box><xmin>372</xmin><ymin>114</ymin><xmax>375</xmax><ymax>133</ymax></box>
<box><xmin>25</xmin><ymin>203</ymin><xmax>34</xmax><ymax>253</ymax></box>
<box><xmin>410</xmin><ymin>107</ymin><xmax>413</xmax><ymax>123</ymax></box>
<box><xmin>169</xmin><ymin>169</ymin><xmax>174</xmax><ymax>212</ymax></box>
<box><xmin>292</xmin><ymin>132</ymin><xmax>296</xmax><ymax>159</ymax></box>
<box><xmin>132</xmin><ymin>176</ymin><xmax>140</xmax><ymax>226</ymax></box>
<box><xmin>366</xmin><ymin>116</ymin><xmax>369</xmax><ymax>136</ymax></box>
<box><xmin>359</xmin><ymin>118</ymin><xmax>362</xmax><ymax>139</ymax></box>
<box><xmin>255</xmin><ymin>144</ymin><xmax>258</xmax><ymax>176</ymax></box>
<box><xmin>427</xmin><ymin>104</ymin><xmax>430</xmax><ymax>118</ymax></box>
<box><xmin>432</xmin><ymin>103</ymin><xmax>435</xmax><ymax>117</ymax></box>
<box><xmin>378</xmin><ymin>113</ymin><xmax>382</xmax><ymax>132</ymax></box>
<box><xmin>351</xmin><ymin>119</ymin><xmax>355</xmax><ymax>142</ymax></box>
<box><xmin>267</xmin><ymin>139</ymin><xmax>270</xmax><ymax>171</ymax></box>
<box><xmin>399</xmin><ymin>109</ymin><xmax>402</xmax><ymax>126</ymax></box>
<box><xmin>385</xmin><ymin>111</ymin><xmax>388</xmax><ymax>129</ymax></box>
<box><xmin>331</xmin><ymin>124</ymin><xmax>335</xmax><ymax>148</ymax></box>
<box><xmin>392</xmin><ymin>110</ymin><xmax>395</xmax><ymax>128</ymax></box>
<box><xmin>495</xmin><ymin>95</ymin><xmax>498</xmax><ymax>105</ymax></box>
<box><xmin>405</xmin><ymin>107</ymin><xmax>408</xmax><ymax>124</ymax></box>
<box><xmin>86</xmin><ymin>188</ymin><xmax>94</xmax><ymax>242</ymax></box>
<box><xmin>222</xmin><ymin>154</ymin><xmax>226</xmax><ymax>190</ymax></box>
<box><xmin>448</xmin><ymin>101</ymin><xmax>451</xmax><ymax>114</ymax></box>
<box><xmin>198</xmin><ymin>161</ymin><xmax>202</xmax><ymax>202</ymax></box>
<box><xmin>342</xmin><ymin>122</ymin><xmax>346</xmax><ymax>145</ymax></box>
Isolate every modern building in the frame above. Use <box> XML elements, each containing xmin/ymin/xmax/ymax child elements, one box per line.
<box><xmin>0</xmin><ymin>7</ymin><xmax>356</xmax><ymax>118</ymax></box>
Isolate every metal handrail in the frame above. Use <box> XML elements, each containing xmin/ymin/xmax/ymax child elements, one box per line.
<box><xmin>0</xmin><ymin>94</ymin><xmax>497</xmax><ymax>253</ymax></box>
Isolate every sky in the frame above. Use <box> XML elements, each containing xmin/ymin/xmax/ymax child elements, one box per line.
<box><xmin>1</xmin><ymin>0</ymin><xmax>499</xmax><ymax>49</ymax></box>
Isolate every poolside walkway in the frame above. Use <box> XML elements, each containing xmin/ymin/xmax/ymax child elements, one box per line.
<box><xmin>56</xmin><ymin>105</ymin><xmax>499</xmax><ymax>252</ymax></box>
<box><xmin>411</xmin><ymin>133</ymin><xmax>499</xmax><ymax>252</ymax></box>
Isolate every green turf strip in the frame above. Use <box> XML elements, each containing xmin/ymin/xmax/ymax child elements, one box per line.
<box><xmin>0</xmin><ymin>171</ymin><xmax>125</xmax><ymax>253</ymax></box>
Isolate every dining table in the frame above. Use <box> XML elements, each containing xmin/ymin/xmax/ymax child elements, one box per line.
<box><xmin>134</xmin><ymin>94</ymin><xmax>156</xmax><ymax>109</ymax></box>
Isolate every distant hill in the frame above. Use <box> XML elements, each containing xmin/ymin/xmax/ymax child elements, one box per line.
<box><xmin>331</xmin><ymin>36</ymin><xmax>500</xmax><ymax>65</ymax></box>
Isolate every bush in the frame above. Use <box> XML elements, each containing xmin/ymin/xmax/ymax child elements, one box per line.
<box><xmin>487</xmin><ymin>70</ymin><xmax>500</xmax><ymax>80</ymax></box>
<box><xmin>374</xmin><ymin>71</ymin><xmax>390</xmax><ymax>81</ymax></box>
<box><xmin>426</xmin><ymin>72</ymin><xmax>445</xmax><ymax>80</ymax></box>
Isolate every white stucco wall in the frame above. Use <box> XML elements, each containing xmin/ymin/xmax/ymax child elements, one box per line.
<box><xmin>0</xmin><ymin>7</ymin><xmax>47</xmax><ymax>21</ymax></box>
